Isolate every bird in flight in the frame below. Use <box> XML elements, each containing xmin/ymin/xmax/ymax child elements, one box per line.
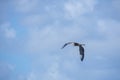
<box><xmin>61</xmin><ymin>42</ymin><xmax>85</xmax><ymax>61</ymax></box>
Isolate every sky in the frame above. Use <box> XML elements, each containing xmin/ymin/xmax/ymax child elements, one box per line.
<box><xmin>0</xmin><ymin>0</ymin><xmax>120</xmax><ymax>80</ymax></box>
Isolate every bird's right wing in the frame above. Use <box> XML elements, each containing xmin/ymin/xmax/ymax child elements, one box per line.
<box><xmin>79</xmin><ymin>46</ymin><xmax>84</xmax><ymax>61</ymax></box>
<box><xmin>61</xmin><ymin>42</ymin><xmax>73</xmax><ymax>49</ymax></box>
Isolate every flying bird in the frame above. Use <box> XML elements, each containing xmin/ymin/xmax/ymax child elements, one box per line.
<box><xmin>61</xmin><ymin>42</ymin><xmax>85</xmax><ymax>61</ymax></box>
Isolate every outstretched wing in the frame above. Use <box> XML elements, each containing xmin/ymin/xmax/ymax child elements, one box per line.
<box><xmin>79</xmin><ymin>46</ymin><xmax>84</xmax><ymax>61</ymax></box>
<box><xmin>61</xmin><ymin>42</ymin><xmax>74</xmax><ymax>49</ymax></box>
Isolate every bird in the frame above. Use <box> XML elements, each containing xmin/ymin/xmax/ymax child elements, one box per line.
<box><xmin>61</xmin><ymin>42</ymin><xmax>85</xmax><ymax>61</ymax></box>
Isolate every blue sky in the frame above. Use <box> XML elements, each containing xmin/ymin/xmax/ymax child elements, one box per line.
<box><xmin>0</xmin><ymin>0</ymin><xmax>120</xmax><ymax>80</ymax></box>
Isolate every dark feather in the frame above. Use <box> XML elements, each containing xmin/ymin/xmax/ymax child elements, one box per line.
<box><xmin>61</xmin><ymin>42</ymin><xmax>73</xmax><ymax>49</ymax></box>
<box><xmin>61</xmin><ymin>43</ymin><xmax>68</xmax><ymax>49</ymax></box>
<box><xmin>79</xmin><ymin>45</ymin><xmax>84</xmax><ymax>61</ymax></box>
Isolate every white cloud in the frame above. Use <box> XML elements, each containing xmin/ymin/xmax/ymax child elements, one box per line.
<box><xmin>14</xmin><ymin>0</ymin><xmax>39</xmax><ymax>13</ymax></box>
<box><xmin>0</xmin><ymin>62</ymin><xmax>14</xmax><ymax>80</ymax></box>
<box><xmin>97</xmin><ymin>19</ymin><xmax>120</xmax><ymax>39</ymax></box>
<box><xmin>25</xmin><ymin>56</ymin><xmax>71</xmax><ymax>80</ymax></box>
<box><xmin>0</xmin><ymin>22</ymin><xmax>16</xmax><ymax>39</ymax></box>
<box><xmin>25</xmin><ymin>25</ymin><xmax>87</xmax><ymax>53</ymax></box>
<box><xmin>84</xmin><ymin>19</ymin><xmax>120</xmax><ymax>59</ymax></box>
<box><xmin>79</xmin><ymin>69</ymin><xmax>120</xmax><ymax>80</ymax></box>
<box><xmin>112</xmin><ymin>0</ymin><xmax>120</xmax><ymax>12</ymax></box>
<box><xmin>27</xmin><ymin>73</ymin><xmax>37</xmax><ymax>80</ymax></box>
<box><xmin>17</xmin><ymin>75</ymin><xmax>26</xmax><ymax>80</ymax></box>
<box><xmin>64</xmin><ymin>1</ymin><xmax>84</xmax><ymax>18</ymax></box>
<box><xmin>22</xmin><ymin>14</ymin><xmax>45</xmax><ymax>28</ymax></box>
<box><xmin>42</xmin><ymin>61</ymin><xmax>60</xmax><ymax>80</ymax></box>
<box><xmin>83</xmin><ymin>0</ymin><xmax>97</xmax><ymax>11</ymax></box>
<box><xmin>42</xmin><ymin>62</ymin><xmax>71</xmax><ymax>80</ymax></box>
<box><xmin>64</xmin><ymin>0</ymin><xmax>97</xmax><ymax>18</ymax></box>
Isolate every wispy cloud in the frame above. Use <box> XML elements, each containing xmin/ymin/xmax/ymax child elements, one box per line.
<box><xmin>22</xmin><ymin>14</ymin><xmax>45</xmax><ymax>28</ymax></box>
<box><xmin>0</xmin><ymin>62</ymin><xmax>14</xmax><ymax>80</ymax></box>
<box><xmin>23</xmin><ymin>56</ymin><xmax>71</xmax><ymax>80</ymax></box>
<box><xmin>64</xmin><ymin>0</ymin><xmax>97</xmax><ymax>18</ymax></box>
<box><xmin>97</xmin><ymin>19</ymin><xmax>120</xmax><ymax>39</ymax></box>
<box><xmin>0</xmin><ymin>22</ymin><xmax>16</xmax><ymax>39</ymax></box>
<box><xmin>25</xmin><ymin>25</ymin><xmax>87</xmax><ymax>53</ymax></box>
<box><xmin>14</xmin><ymin>0</ymin><xmax>39</xmax><ymax>13</ymax></box>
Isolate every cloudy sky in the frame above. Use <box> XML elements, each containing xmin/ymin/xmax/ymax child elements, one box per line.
<box><xmin>0</xmin><ymin>0</ymin><xmax>120</xmax><ymax>80</ymax></box>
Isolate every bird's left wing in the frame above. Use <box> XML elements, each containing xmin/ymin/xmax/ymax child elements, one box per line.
<box><xmin>61</xmin><ymin>42</ymin><xmax>73</xmax><ymax>49</ymax></box>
